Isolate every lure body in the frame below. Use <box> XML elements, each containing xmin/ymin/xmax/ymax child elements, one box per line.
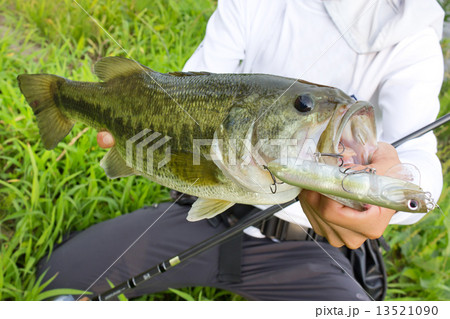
<box><xmin>268</xmin><ymin>158</ymin><xmax>434</xmax><ymax>212</ymax></box>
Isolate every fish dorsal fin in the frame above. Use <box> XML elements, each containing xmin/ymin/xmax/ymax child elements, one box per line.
<box><xmin>94</xmin><ymin>56</ymin><xmax>154</xmax><ymax>81</ymax></box>
<box><xmin>167</xmin><ymin>71</ymin><xmax>211</xmax><ymax>77</ymax></box>
<box><xmin>384</xmin><ymin>163</ymin><xmax>421</xmax><ymax>187</ymax></box>
<box><xmin>100</xmin><ymin>146</ymin><xmax>138</xmax><ymax>179</ymax></box>
<box><xmin>186</xmin><ymin>198</ymin><xmax>235</xmax><ymax>221</ymax></box>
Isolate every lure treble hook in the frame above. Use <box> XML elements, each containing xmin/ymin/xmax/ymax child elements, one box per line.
<box><xmin>314</xmin><ymin>142</ymin><xmax>346</xmax><ymax>167</ymax></box>
<box><xmin>340</xmin><ymin>165</ymin><xmax>376</xmax><ymax>193</ymax></box>
<box><xmin>263</xmin><ymin>165</ymin><xmax>283</xmax><ymax>194</ymax></box>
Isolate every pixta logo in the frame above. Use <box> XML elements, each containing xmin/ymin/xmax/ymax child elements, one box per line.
<box><xmin>126</xmin><ymin>129</ymin><xmax>171</xmax><ymax>175</ymax></box>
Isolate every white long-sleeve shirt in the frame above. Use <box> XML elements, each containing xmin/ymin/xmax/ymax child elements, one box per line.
<box><xmin>183</xmin><ymin>0</ymin><xmax>445</xmax><ymax>228</ymax></box>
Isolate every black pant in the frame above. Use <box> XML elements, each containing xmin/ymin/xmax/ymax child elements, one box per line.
<box><xmin>36</xmin><ymin>202</ymin><xmax>370</xmax><ymax>300</ymax></box>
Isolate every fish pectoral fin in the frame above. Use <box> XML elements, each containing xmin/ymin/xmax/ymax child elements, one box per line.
<box><xmin>186</xmin><ymin>198</ymin><xmax>235</xmax><ymax>222</ymax></box>
<box><xmin>100</xmin><ymin>147</ymin><xmax>138</xmax><ymax>179</ymax></box>
<box><xmin>94</xmin><ymin>56</ymin><xmax>155</xmax><ymax>82</ymax></box>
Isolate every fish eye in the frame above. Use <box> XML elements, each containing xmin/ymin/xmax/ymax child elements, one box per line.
<box><xmin>294</xmin><ymin>95</ymin><xmax>314</xmax><ymax>113</ymax></box>
<box><xmin>407</xmin><ymin>199</ymin><xmax>419</xmax><ymax>211</ymax></box>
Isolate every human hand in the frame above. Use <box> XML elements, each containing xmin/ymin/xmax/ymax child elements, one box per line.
<box><xmin>299</xmin><ymin>142</ymin><xmax>400</xmax><ymax>249</ymax></box>
<box><xmin>97</xmin><ymin>131</ymin><xmax>115</xmax><ymax>148</ymax></box>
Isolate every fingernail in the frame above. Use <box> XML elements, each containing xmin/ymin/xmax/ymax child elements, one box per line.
<box><xmin>103</xmin><ymin>134</ymin><xmax>113</xmax><ymax>146</ymax></box>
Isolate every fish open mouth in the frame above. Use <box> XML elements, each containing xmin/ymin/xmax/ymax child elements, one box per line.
<box><xmin>318</xmin><ymin>101</ymin><xmax>377</xmax><ymax>165</ymax></box>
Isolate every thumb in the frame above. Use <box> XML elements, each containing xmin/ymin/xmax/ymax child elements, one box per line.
<box><xmin>97</xmin><ymin>131</ymin><xmax>115</xmax><ymax>149</ymax></box>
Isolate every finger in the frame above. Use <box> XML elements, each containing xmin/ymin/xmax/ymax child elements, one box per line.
<box><xmin>299</xmin><ymin>189</ymin><xmax>392</xmax><ymax>247</ymax></box>
<box><xmin>374</xmin><ymin>142</ymin><xmax>398</xmax><ymax>160</ymax></box>
<box><xmin>299</xmin><ymin>189</ymin><xmax>322</xmax><ymax>207</ymax></box>
<box><xmin>299</xmin><ymin>191</ymin><xmax>327</xmax><ymax>237</ymax></box>
<box><xmin>301</xmin><ymin>191</ymin><xmax>394</xmax><ymax>240</ymax></box>
<box><xmin>298</xmin><ymin>191</ymin><xmax>326</xmax><ymax>236</ymax></box>
<box><xmin>312</xmin><ymin>216</ymin><xmax>345</xmax><ymax>248</ymax></box>
<box><xmin>342</xmin><ymin>142</ymin><xmax>400</xmax><ymax>174</ymax></box>
<box><xmin>320</xmin><ymin>201</ymin><xmax>395</xmax><ymax>239</ymax></box>
<box><xmin>306</xmin><ymin>206</ymin><xmax>367</xmax><ymax>248</ymax></box>
<box><xmin>299</xmin><ymin>191</ymin><xmax>384</xmax><ymax>247</ymax></box>
<box><xmin>97</xmin><ymin>131</ymin><xmax>115</xmax><ymax>149</ymax></box>
<box><xmin>299</xmin><ymin>193</ymin><xmax>345</xmax><ymax>247</ymax></box>
<box><xmin>300</xmin><ymin>201</ymin><xmax>326</xmax><ymax>237</ymax></box>
<box><xmin>369</xmin><ymin>142</ymin><xmax>400</xmax><ymax>175</ymax></box>
<box><xmin>322</xmin><ymin>220</ymin><xmax>369</xmax><ymax>249</ymax></box>
<box><xmin>316</xmin><ymin>222</ymin><xmax>345</xmax><ymax>248</ymax></box>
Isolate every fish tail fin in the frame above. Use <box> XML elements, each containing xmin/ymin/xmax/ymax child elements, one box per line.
<box><xmin>17</xmin><ymin>74</ymin><xmax>74</xmax><ymax>150</ymax></box>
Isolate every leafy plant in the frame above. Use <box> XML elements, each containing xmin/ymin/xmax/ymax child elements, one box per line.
<box><xmin>0</xmin><ymin>0</ymin><xmax>448</xmax><ymax>301</ymax></box>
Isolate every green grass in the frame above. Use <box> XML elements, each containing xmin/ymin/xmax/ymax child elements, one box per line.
<box><xmin>0</xmin><ymin>0</ymin><xmax>448</xmax><ymax>301</ymax></box>
<box><xmin>382</xmin><ymin>69</ymin><xmax>450</xmax><ymax>301</ymax></box>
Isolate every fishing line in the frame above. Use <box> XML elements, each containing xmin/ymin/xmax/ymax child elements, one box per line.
<box><xmin>92</xmin><ymin>199</ymin><xmax>297</xmax><ymax>301</ymax></box>
<box><xmin>72</xmin><ymin>0</ymin><xmax>201</xmax><ymax>127</ymax></box>
<box><xmin>77</xmin><ymin>178</ymin><xmax>200</xmax><ymax>301</ymax></box>
<box><xmin>91</xmin><ymin>113</ymin><xmax>449</xmax><ymax>301</ymax></box>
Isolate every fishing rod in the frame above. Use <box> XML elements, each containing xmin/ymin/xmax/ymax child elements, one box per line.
<box><xmin>92</xmin><ymin>199</ymin><xmax>297</xmax><ymax>301</ymax></box>
<box><xmin>391</xmin><ymin>113</ymin><xmax>450</xmax><ymax>148</ymax></box>
<box><xmin>92</xmin><ymin>113</ymin><xmax>449</xmax><ymax>301</ymax></box>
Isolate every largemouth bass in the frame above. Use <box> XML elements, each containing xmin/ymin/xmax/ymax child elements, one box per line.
<box><xmin>18</xmin><ymin>56</ymin><xmax>380</xmax><ymax>220</ymax></box>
